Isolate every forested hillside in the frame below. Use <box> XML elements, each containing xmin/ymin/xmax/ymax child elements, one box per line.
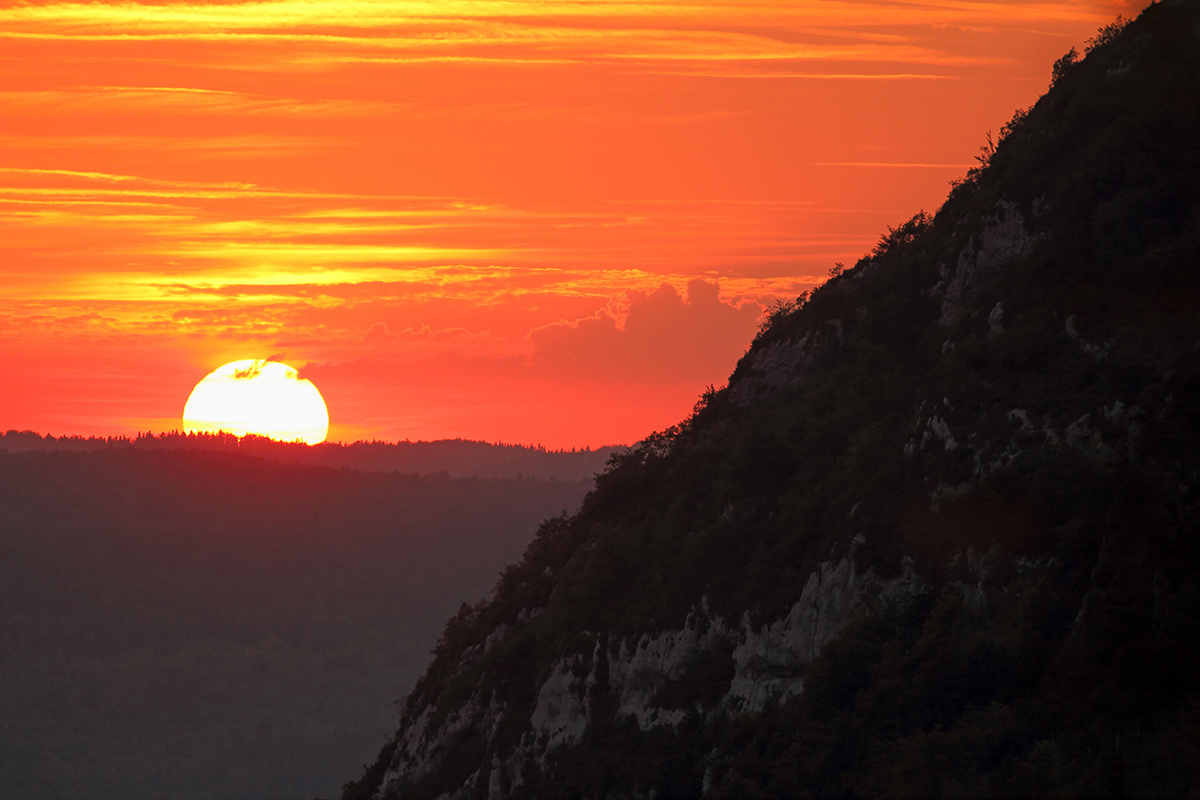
<box><xmin>0</xmin><ymin>449</ymin><xmax>589</xmax><ymax>800</ymax></box>
<box><xmin>342</xmin><ymin>5</ymin><xmax>1200</xmax><ymax>798</ymax></box>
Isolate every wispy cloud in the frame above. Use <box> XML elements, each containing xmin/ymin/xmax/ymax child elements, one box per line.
<box><xmin>0</xmin><ymin>166</ymin><xmax>259</xmax><ymax>190</ymax></box>
<box><xmin>0</xmin><ymin>86</ymin><xmax>393</xmax><ymax>116</ymax></box>
<box><xmin>0</xmin><ymin>0</ymin><xmax>1110</xmax><ymax>75</ymax></box>
<box><xmin>0</xmin><ymin>166</ymin><xmax>833</xmax><ymax>316</ymax></box>
<box><xmin>0</xmin><ymin>1</ymin><xmax>1108</xmax><ymax>32</ymax></box>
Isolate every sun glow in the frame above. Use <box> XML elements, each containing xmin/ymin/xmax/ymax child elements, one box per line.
<box><xmin>182</xmin><ymin>360</ymin><xmax>329</xmax><ymax>444</ymax></box>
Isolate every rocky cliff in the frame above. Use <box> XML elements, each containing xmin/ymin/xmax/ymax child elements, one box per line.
<box><xmin>342</xmin><ymin>4</ymin><xmax>1200</xmax><ymax>797</ymax></box>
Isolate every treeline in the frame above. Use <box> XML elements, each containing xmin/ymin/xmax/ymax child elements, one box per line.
<box><xmin>0</xmin><ymin>430</ymin><xmax>623</xmax><ymax>481</ymax></box>
<box><xmin>0</xmin><ymin>448</ymin><xmax>591</xmax><ymax>800</ymax></box>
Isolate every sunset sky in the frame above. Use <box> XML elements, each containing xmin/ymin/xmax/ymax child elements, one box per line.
<box><xmin>0</xmin><ymin>0</ymin><xmax>1144</xmax><ymax>448</ymax></box>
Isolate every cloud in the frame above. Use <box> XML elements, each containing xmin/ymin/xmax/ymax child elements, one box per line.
<box><xmin>530</xmin><ymin>279</ymin><xmax>761</xmax><ymax>383</ymax></box>
<box><xmin>0</xmin><ymin>0</ymin><xmax>1114</xmax><ymax>77</ymax></box>
<box><xmin>364</xmin><ymin>321</ymin><xmax>479</xmax><ymax>348</ymax></box>
<box><xmin>365</xmin><ymin>321</ymin><xmax>395</xmax><ymax>342</ymax></box>
<box><xmin>0</xmin><ymin>86</ymin><xmax>390</xmax><ymax>117</ymax></box>
<box><xmin>365</xmin><ymin>321</ymin><xmax>441</xmax><ymax>341</ymax></box>
<box><xmin>231</xmin><ymin>360</ymin><xmax>267</xmax><ymax>379</ymax></box>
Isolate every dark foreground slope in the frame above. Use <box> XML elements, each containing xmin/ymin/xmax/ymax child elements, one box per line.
<box><xmin>345</xmin><ymin>6</ymin><xmax>1200</xmax><ymax>799</ymax></box>
<box><xmin>0</xmin><ymin>449</ymin><xmax>589</xmax><ymax>800</ymax></box>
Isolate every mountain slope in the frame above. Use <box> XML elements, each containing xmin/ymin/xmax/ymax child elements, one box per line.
<box><xmin>342</xmin><ymin>5</ymin><xmax>1200</xmax><ymax>798</ymax></box>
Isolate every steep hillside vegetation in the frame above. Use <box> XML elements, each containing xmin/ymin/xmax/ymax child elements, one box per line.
<box><xmin>0</xmin><ymin>449</ymin><xmax>588</xmax><ymax>800</ymax></box>
<box><xmin>342</xmin><ymin>4</ymin><xmax>1200</xmax><ymax>798</ymax></box>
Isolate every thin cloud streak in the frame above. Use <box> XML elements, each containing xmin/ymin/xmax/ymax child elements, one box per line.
<box><xmin>0</xmin><ymin>0</ymin><xmax>1110</xmax><ymax>76</ymax></box>
<box><xmin>0</xmin><ymin>167</ymin><xmax>842</xmax><ymax>316</ymax></box>
<box><xmin>0</xmin><ymin>166</ymin><xmax>259</xmax><ymax>190</ymax></box>
<box><xmin>0</xmin><ymin>87</ymin><xmax>393</xmax><ymax>116</ymax></box>
<box><xmin>0</xmin><ymin>29</ymin><xmax>996</xmax><ymax>69</ymax></box>
<box><xmin>0</xmin><ymin>1</ymin><xmax>1107</xmax><ymax>31</ymax></box>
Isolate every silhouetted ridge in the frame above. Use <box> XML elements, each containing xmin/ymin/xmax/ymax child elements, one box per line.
<box><xmin>342</xmin><ymin>5</ymin><xmax>1200</xmax><ymax>798</ymax></box>
<box><xmin>0</xmin><ymin>430</ymin><xmax>621</xmax><ymax>481</ymax></box>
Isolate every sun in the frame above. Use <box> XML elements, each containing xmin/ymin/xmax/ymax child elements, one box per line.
<box><xmin>182</xmin><ymin>360</ymin><xmax>330</xmax><ymax>444</ymax></box>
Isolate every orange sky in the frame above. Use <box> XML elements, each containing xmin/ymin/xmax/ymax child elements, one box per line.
<box><xmin>0</xmin><ymin>0</ymin><xmax>1145</xmax><ymax>448</ymax></box>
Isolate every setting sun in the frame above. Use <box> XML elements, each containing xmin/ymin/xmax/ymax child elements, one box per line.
<box><xmin>182</xmin><ymin>360</ymin><xmax>329</xmax><ymax>444</ymax></box>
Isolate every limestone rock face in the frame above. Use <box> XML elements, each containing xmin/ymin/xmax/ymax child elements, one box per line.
<box><xmin>728</xmin><ymin>330</ymin><xmax>828</xmax><ymax>407</ymax></box>
<box><xmin>529</xmin><ymin>659</ymin><xmax>589</xmax><ymax>750</ymax></box>
<box><xmin>939</xmin><ymin>201</ymin><xmax>1035</xmax><ymax>326</ymax></box>
<box><xmin>377</xmin><ymin>693</ymin><xmax>498</xmax><ymax>797</ymax></box>
<box><xmin>724</xmin><ymin>555</ymin><xmax>868</xmax><ymax>714</ymax></box>
<box><xmin>370</xmin><ymin>553</ymin><xmax>927</xmax><ymax>799</ymax></box>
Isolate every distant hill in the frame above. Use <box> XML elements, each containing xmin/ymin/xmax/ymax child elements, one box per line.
<box><xmin>0</xmin><ymin>430</ymin><xmax>623</xmax><ymax>481</ymax></box>
<box><xmin>341</xmin><ymin>5</ymin><xmax>1200</xmax><ymax>799</ymax></box>
<box><xmin>0</xmin><ymin>448</ymin><xmax>590</xmax><ymax>800</ymax></box>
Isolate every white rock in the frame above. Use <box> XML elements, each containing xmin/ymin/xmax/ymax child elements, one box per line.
<box><xmin>530</xmin><ymin>659</ymin><xmax>589</xmax><ymax>751</ymax></box>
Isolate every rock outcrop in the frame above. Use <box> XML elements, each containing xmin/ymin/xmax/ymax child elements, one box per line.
<box><xmin>937</xmin><ymin>201</ymin><xmax>1035</xmax><ymax>326</ymax></box>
